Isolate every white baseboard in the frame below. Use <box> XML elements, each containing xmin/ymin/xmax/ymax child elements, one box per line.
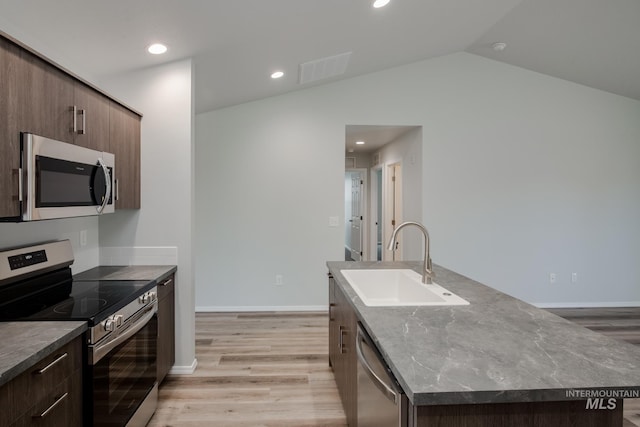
<box><xmin>534</xmin><ymin>301</ymin><xmax>640</xmax><ymax>309</ymax></box>
<box><xmin>196</xmin><ymin>305</ymin><xmax>328</xmax><ymax>313</ymax></box>
<box><xmin>168</xmin><ymin>358</ymin><xmax>198</xmax><ymax>375</ymax></box>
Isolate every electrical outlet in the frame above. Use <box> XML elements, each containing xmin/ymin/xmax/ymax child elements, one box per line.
<box><xmin>571</xmin><ymin>273</ymin><xmax>578</xmax><ymax>283</ymax></box>
<box><xmin>275</xmin><ymin>274</ymin><xmax>284</xmax><ymax>286</ymax></box>
<box><xmin>329</xmin><ymin>216</ymin><xmax>340</xmax><ymax>227</ymax></box>
<box><xmin>549</xmin><ymin>273</ymin><xmax>557</xmax><ymax>284</ymax></box>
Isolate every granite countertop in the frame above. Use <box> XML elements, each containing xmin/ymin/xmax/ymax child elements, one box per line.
<box><xmin>74</xmin><ymin>265</ymin><xmax>177</xmax><ymax>282</ymax></box>
<box><xmin>327</xmin><ymin>261</ymin><xmax>640</xmax><ymax>406</ymax></box>
<box><xmin>0</xmin><ymin>321</ymin><xmax>87</xmax><ymax>387</ymax></box>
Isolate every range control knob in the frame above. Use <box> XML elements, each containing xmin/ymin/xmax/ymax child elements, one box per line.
<box><xmin>139</xmin><ymin>291</ymin><xmax>156</xmax><ymax>304</ymax></box>
<box><xmin>104</xmin><ymin>314</ymin><xmax>124</xmax><ymax>332</ymax></box>
<box><xmin>104</xmin><ymin>317</ymin><xmax>117</xmax><ymax>332</ymax></box>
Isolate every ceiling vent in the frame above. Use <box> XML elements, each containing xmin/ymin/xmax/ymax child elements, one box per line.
<box><xmin>299</xmin><ymin>51</ymin><xmax>352</xmax><ymax>85</ymax></box>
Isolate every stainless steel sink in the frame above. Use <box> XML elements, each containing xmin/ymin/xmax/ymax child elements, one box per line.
<box><xmin>340</xmin><ymin>269</ymin><xmax>469</xmax><ymax>307</ymax></box>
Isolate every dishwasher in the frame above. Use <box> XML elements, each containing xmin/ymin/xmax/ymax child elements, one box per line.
<box><xmin>356</xmin><ymin>323</ymin><xmax>409</xmax><ymax>427</ymax></box>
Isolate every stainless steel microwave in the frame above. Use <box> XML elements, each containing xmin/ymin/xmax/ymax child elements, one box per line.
<box><xmin>20</xmin><ymin>133</ymin><xmax>115</xmax><ymax>221</ymax></box>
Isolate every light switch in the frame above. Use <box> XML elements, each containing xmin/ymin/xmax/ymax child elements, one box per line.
<box><xmin>329</xmin><ymin>216</ymin><xmax>340</xmax><ymax>227</ymax></box>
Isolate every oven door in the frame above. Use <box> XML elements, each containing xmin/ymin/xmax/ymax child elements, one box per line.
<box><xmin>21</xmin><ymin>132</ymin><xmax>114</xmax><ymax>221</ymax></box>
<box><xmin>87</xmin><ymin>307</ymin><xmax>157</xmax><ymax>427</ymax></box>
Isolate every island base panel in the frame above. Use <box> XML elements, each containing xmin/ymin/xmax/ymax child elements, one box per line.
<box><xmin>413</xmin><ymin>400</ymin><xmax>622</xmax><ymax>427</ymax></box>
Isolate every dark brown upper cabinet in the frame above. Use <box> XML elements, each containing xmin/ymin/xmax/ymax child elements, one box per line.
<box><xmin>110</xmin><ymin>102</ymin><xmax>141</xmax><ymax>209</ymax></box>
<box><xmin>0</xmin><ymin>32</ymin><xmax>142</xmax><ymax>219</ymax></box>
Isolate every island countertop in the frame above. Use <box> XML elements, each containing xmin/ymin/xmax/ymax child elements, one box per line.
<box><xmin>327</xmin><ymin>261</ymin><xmax>640</xmax><ymax>406</ymax></box>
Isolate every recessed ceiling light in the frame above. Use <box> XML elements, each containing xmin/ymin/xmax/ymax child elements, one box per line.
<box><xmin>271</xmin><ymin>71</ymin><xmax>284</xmax><ymax>79</ymax></box>
<box><xmin>147</xmin><ymin>43</ymin><xmax>168</xmax><ymax>55</ymax></box>
<box><xmin>491</xmin><ymin>42</ymin><xmax>507</xmax><ymax>52</ymax></box>
<box><xmin>373</xmin><ymin>0</ymin><xmax>391</xmax><ymax>8</ymax></box>
<box><xmin>356</xmin><ymin>141</ymin><xmax>365</xmax><ymax>145</ymax></box>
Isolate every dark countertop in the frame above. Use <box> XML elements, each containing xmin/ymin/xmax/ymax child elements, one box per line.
<box><xmin>0</xmin><ymin>321</ymin><xmax>87</xmax><ymax>387</ymax></box>
<box><xmin>327</xmin><ymin>261</ymin><xmax>640</xmax><ymax>406</ymax></box>
<box><xmin>74</xmin><ymin>265</ymin><xmax>177</xmax><ymax>282</ymax></box>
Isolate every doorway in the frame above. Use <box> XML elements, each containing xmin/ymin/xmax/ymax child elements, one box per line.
<box><xmin>345</xmin><ymin>125</ymin><xmax>422</xmax><ymax>262</ymax></box>
<box><xmin>345</xmin><ymin>169</ymin><xmax>366</xmax><ymax>261</ymax></box>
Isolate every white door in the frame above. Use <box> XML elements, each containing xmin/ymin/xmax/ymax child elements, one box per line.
<box><xmin>383</xmin><ymin>163</ymin><xmax>402</xmax><ymax>261</ymax></box>
<box><xmin>350</xmin><ymin>172</ymin><xmax>364</xmax><ymax>261</ymax></box>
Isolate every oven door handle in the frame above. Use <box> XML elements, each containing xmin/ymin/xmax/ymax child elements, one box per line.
<box><xmin>89</xmin><ymin>303</ymin><xmax>157</xmax><ymax>365</ymax></box>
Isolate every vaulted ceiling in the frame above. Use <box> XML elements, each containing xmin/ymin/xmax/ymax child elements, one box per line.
<box><xmin>1</xmin><ymin>0</ymin><xmax>638</xmax><ymax>114</ymax></box>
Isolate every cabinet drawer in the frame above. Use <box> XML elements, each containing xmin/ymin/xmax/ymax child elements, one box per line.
<box><xmin>9</xmin><ymin>337</ymin><xmax>82</xmax><ymax>420</ymax></box>
<box><xmin>157</xmin><ymin>274</ymin><xmax>175</xmax><ymax>301</ymax></box>
<box><xmin>10</xmin><ymin>369</ymin><xmax>82</xmax><ymax>427</ymax></box>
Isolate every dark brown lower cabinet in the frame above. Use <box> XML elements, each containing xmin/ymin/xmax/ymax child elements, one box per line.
<box><xmin>0</xmin><ymin>335</ymin><xmax>83</xmax><ymax>427</ymax></box>
<box><xmin>412</xmin><ymin>399</ymin><xmax>622</xmax><ymax>427</ymax></box>
<box><xmin>329</xmin><ymin>275</ymin><xmax>357</xmax><ymax>426</ymax></box>
<box><xmin>157</xmin><ymin>274</ymin><xmax>176</xmax><ymax>384</ymax></box>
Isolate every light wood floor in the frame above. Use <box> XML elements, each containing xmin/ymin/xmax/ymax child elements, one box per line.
<box><xmin>148</xmin><ymin>312</ymin><xmax>347</xmax><ymax>426</ymax></box>
<box><xmin>148</xmin><ymin>309</ymin><xmax>640</xmax><ymax>427</ymax></box>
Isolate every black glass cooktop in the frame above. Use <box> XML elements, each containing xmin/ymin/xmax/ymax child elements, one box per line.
<box><xmin>0</xmin><ymin>268</ymin><xmax>154</xmax><ymax>325</ymax></box>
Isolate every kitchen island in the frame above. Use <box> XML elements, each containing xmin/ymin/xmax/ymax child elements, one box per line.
<box><xmin>327</xmin><ymin>261</ymin><xmax>640</xmax><ymax>426</ymax></box>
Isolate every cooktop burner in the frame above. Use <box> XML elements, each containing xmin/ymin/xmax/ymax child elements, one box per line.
<box><xmin>0</xmin><ymin>278</ymin><xmax>154</xmax><ymax>325</ymax></box>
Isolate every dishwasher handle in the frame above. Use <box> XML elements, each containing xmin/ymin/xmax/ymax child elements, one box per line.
<box><xmin>356</xmin><ymin>326</ymin><xmax>398</xmax><ymax>404</ymax></box>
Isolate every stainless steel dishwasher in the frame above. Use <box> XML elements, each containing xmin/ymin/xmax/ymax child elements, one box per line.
<box><xmin>356</xmin><ymin>323</ymin><xmax>408</xmax><ymax>427</ymax></box>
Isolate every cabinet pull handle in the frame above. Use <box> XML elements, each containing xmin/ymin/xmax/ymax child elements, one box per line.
<box><xmin>35</xmin><ymin>352</ymin><xmax>68</xmax><ymax>375</ymax></box>
<box><xmin>339</xmin><ymin>326</ymin><xmax>347</xmax><ymax>354</ymax></box>
<box><xmin>33</xmin><ymin>393</ymin><xmax>68</xmax><ymax>418</ymax></box>
<box><xmin>160</xmin><ymin>278</ymin><xmax>173</xmax><ymax>287</ymax></box>
<box><xmin>70</xmin><ymin>105</ymin><xmax>77</xmax><ymax>133</ymax></box>
<box><xmin>78</xmin><ymin>109</ymin><xmax>86</xmax><ymax>134</ymax></box>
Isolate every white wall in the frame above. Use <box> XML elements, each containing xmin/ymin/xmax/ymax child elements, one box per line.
<box><xmin>196</xmin><ymin>52</ymin><xmax>640</xmax><ymax>308</ymax></box>
<box><xmin>375</xmin><ymin>127</ymin><xmax>423</xmax><ymax>261</ymax></box>
<box><xmin>97</xmin><ymin>59</ymin><xmax>196</xmax><ymax>372</ymax></box>
<box><xmin>0</xmin><ymin>217</ymin><xmax>99</xmax><ymax>273</ymax></box>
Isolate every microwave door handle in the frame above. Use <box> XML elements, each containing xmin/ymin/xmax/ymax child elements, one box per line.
<box><xmin>96</xmin><ymin>157</ymin><xmax>111</xmax><ymax>214</ymax></box>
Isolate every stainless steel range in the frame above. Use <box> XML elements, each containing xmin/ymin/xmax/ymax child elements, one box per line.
<box><xmin>0</xmin><ymin>240</ymin><xmax>158</xmax><ymax>427</ymax></box>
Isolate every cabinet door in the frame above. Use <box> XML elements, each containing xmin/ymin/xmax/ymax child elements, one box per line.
<box><xmin>73</xmin><ymin>83</ymin><xmax>110</xmax><ymax>151</ymax></box>
<box><xmin>0</xmin><ymin>37</ymin><xmax>22</xmax><ymax>218</ymax></box>
<box><xmin>157</xmin><ymin>274</ymin><xmax>176</xmax><ymax>384</ymax></box>
<box><xmin>329</xmin><ymin>276</ymin><xmax>358</xmax><ymax>426</ymax></box>
<box><xmin>338</xmin><ymin>284</ymin><xmax>358</xmax><ymax>426</ymax></box>
<box><xmin>109</xmin><ymin>102</ymin><xmax>141</xmax><ymax>209</ymax></box>
<box><xmin>18</xmin><ymin>48</ymin><xmax>75</xmax><ymax>144</ymax></box>
<box><xmin>329</xmin><ymin>275</ymin><xmax>339</xmax><ymax>368</ymax></box>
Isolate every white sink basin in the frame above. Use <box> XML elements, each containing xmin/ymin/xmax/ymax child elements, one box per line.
<box><xmin>340</xmin><ymin>269</ymin><xmax>469</xmax><ymax>307</ymax></box>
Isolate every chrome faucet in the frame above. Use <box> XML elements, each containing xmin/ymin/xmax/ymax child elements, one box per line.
<box><xmin>387</xmin><ymin>221</ymin><xmax>435</xmax><ymax>284</ymax></box>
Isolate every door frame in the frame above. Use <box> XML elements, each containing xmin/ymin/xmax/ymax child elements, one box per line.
<box><xmin>369</xmin><ymin>166</ymin><xmax>383</xmax><ymax>261</ymax></box>
<box><xmin>383</xmin><ymin>161</ymin><xmax>402</xmax><ymax>261</ymax></box>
